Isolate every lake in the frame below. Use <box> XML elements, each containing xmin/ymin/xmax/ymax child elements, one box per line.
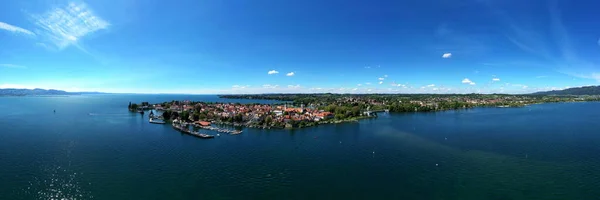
<box><xmin>1</xmin><ymin>94</ymin><xmax>599</xmax><ymax>199</ymax></box>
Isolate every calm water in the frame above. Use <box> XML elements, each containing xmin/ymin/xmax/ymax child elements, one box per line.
<box><xmin>1</xmin><ymin>94</ymin><xmax>599</xmax><ymax>200</ymax></box>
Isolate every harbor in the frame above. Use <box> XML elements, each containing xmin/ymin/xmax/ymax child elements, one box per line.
<box><xmin>192</xmin><ymin>122</ymin><xmax>243</xmax><ymax>135</ymax></box>
<box><xmin>172</xmin><ymin>123</ymin><xmax>215</xmax><ymax>139</ymax></box>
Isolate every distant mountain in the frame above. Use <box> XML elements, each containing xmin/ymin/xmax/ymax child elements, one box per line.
<box><xmin>0</xmin><ymin>88</ymin><xmax>104</xmax><ymax>96</ymax></box>
<box><xmin>533</xmin><ymin>86</ymin><xmax>600</xmax><ymax>95</ymax></box>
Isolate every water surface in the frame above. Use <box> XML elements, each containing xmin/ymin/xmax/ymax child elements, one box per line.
<box><xmin>1</xmin><ymin>95</ymin><xmax>598</xmax><ymax>199</ymax></box>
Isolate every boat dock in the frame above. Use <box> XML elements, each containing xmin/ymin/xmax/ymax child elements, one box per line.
<box><xmin>149</xmin><ymin>118</ymin><xmax>166</xmax><ymax>124</ymax></box>
<box><xmin>172</xmin><ymin>124</ymin><xmax>215</xmax><ymax>139</ymax></box>
<box><xmin>191</xmin><ymin>123</ymin><xmax>243</xmax><ymax>135</ymax></box>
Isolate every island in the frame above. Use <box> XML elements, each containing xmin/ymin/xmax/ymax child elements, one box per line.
<box><xmin>130</xmin><ymin>93</ymin><xmax>600</xmax><ymax>129</ymax></box>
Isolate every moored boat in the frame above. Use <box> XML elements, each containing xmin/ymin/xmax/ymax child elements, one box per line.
<box><xmin>149</xmin><ymin>118</ymin><xmax>166</xmax><ymax>124</ymax></box>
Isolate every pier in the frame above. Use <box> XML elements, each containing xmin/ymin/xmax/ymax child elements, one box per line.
<box><xmin>191</xmin><ymin>123</ymin><xmax>243</xmax><ymax>135</ymax></box>
<box><xmin>172</xmin><ymin>123</ymin><xmax>215</xmax><ymax>139</ymax></box>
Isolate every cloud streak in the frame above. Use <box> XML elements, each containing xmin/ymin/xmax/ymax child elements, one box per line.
<box><xmin>0</xmin><ymin>64</ymin><xmax>27</xmax><ymax>69</ymax></box>
<box><xmin>267</xmin><ymin>70</ymin><xmax>279</xmax><ymax>75</ymax></box>
<box><xmin>286</xmin><ymin>72</ymin><xmax>295</xmax><ymax>76</ymax></box>
<box><xmin>442</xmin><ymin>53</ymin><xmax>452</xmax><ymax>58</ymax></box>
<box><xmin>0</xmin><ymin>22</ymin><xmax>35</xmax><ymax>36</ymax></box>
<box><xmin>31</xmin><ymin>2</ymin><xmax>109</xmax><ymax>50</ymax></box>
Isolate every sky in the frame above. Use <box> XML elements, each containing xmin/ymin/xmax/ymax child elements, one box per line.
<box><xmin>1</xmin><ymin>0</ymin><xmax>600</xmax><ymax>94</ymax></box>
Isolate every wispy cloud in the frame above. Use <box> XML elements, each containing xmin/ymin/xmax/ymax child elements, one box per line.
<box><xmin>365</xmin><ymin>82</ymin><xmax>371</xmax><ymax>85</ymax></box>
<box><xmin>462</xmin><ymin>78</ymin><xmax>476</xmax><ymax>85</ymax></box>
<box><xmin>492</xmin><ymin>78</ymin><xmax>500</xmax><ymax>81</ymax></box>
<box><xmin>378</xmin><ymin>81</ymin><xmax>383</xmax><ymax>84</ymax></box>
<box><xmin>287</xmin><ymin>84</ymin><xmax>301</xmax><ymax>88</ymax></box>
<box><xmin>262</xmin><ymin>84</ymin><xmax>279</xmax><ymax>89</ymax></box>
<box><xmin>232</xmin><ymin>85</ymin><xmax>250</xmax><ymax>89</ymax></box>
<box><xmin>426</xmin><ymin>84</ymin><xmax>435</xmax><ymax>87</ymax></box>
<box><xmin>535</xmin><ymin>75</ymin><xmax>548</xmax><ymax>79</ymax></box>
<box><xmin>0</xmin><ymin>22</ymin><xmax>35</xmax><ymax>36</ymax></box>
<box><xmin>442</xmin><ymin>53</ymin><xmax>452</xmax><ymax>58</ymax></box>
<box><xmin>286</xmin><ymin>72</ymin><xmax>295</xmax><ymax>76</ymax></box>
<box><xmin>488</xmin><ymin>1</ymin><xmax>600</xmax><ymax>81</ymax></box>
<box><xmin>357</xmin><ymin>84</ymin><xmax>362</xmax><ymax>86</ymax></box>
<box><xmin>0</xmin><ymin>64</ymin><xmax>27</xmax><ymax>69</ymax></box>
<box><xmin>31</xmin><ymin>2</ymin><xmax>109</xmax><ymax>50</ymax></box>
<box><xmin>267</xmin><ymin>70</ymin><xmax>279</xmax><ymax>75</ymax></box>
<box><xmin>378</xmin><ymin>77</ymin><xmax>385</xmax><ymax>81</ymax></box>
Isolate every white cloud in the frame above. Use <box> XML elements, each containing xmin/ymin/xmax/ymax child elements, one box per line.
<box><xmin>492</xmin><ymin>78</ymin><xmax>500</xmax><ymax>81</ymax></box>
<box><xmin>378</xmin><ymin>77</ymin><xmax>385</xmax><ymax>81</ymax></box>
<box><xmin>442</xmin><ymin>53</ymin><xmax>452</xmax><ymax>58</ymax></box>
<box><xmin>231</xmin><ymin>85</ymin><xmax>250</xmax><ymax>89</ymax></box>
<box><xmin>0</xmin><ymin>22</ymin><xmax>35</xmax><ymax>36</ymax></box>
<box><xmin>365</xmin><ymin>82</ymin><xmax>371</xmax><ymax>85</ymax></box>
<box><xmin>267</xmin><ymin>70</ymin><xmax>279</xmax><ymax>75</ymax></box>
<box><xmin>462</xmin><ymin>78</ymin><xmax>476</xmax><ymax>85</ymax></box>
<box><xmin>357</xmin><ymin>84</ymin><xmax>362</xmax><ymax>86</ymax></box>
<box><xmin>379</xmin><ymin>81</ymin><xmax>383</xmax><ymax>84</ymax></box>
<box><xmin>364</xmin><ymin>66</ymin><xmax>371</xmax><ymax>69</ymax></box>
<box><xmin>426</xmin><ymin>84</ymin><xmax>435</xmax><ymax>87</ymax></box>
<box><xmin>31</xmin><ymin>2</ymin><xmax>109</xmax><ymax>50</ymax></box>
<box><xmin>287</xmin><ymin>84</ymin><xmax>300</xmax><ymax>88</ymax></box>
<box><xmin>262</xmin><ymin>84</ymin><xmax>279</xmax><ymax>89</ymax></box>
<box><xmin>384</xmin><ymin>75</ymin><xmax>388</xmax><ymax>78</ymax></box>
<box><xmin>0</xmin><ymin>64</ymin><xmax>27</xmax><ymax>69</ymax></box>
<box><xmin>352</xmin><ymin>88</ymin><xmax>358</xmax><ymax>91</ymax></box>
<box><xmin>286</xmin><ymin>72</ymin><xmax>295</xmax><ymax>76</ymax></box>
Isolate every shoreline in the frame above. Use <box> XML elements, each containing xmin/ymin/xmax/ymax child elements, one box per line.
<box><xmin>130</xmin><ymin>95</ymin><xmax>600</xmax><ymax>130</ymax></box>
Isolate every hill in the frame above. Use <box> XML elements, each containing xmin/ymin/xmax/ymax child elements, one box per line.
<box><xmin>0</xmin><ymin>88</ymin><xmax>103</xmax><ymax>96</ymax></box>
<box><xmin>533</xmin><ymin>86</ymin><xmax>600</xmax><ymax>95</ymax></box>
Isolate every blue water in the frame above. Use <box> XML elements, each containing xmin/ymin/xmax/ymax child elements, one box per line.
<box><xmin>1</xmin><ymin>94</ymin><xmax>599</xmax><ymax>199</ymax></box>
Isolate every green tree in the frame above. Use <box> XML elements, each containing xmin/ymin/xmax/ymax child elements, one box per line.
<box><xmin>192</xmin><ymin>112</ymin><xmax>200</xmax><ymax>121</ymax></box>
<box><xmin>234</xmin><ymin>113</ymin><xmax>244</xmax><ymax>123</ymax></box>
<box><xmin>162</xmin><ymin>111</ymin><xmax>172</xmax><ymax>120</ymax></box>
<box><xmin>265</xmin><ymin>115</ymin><xmax>273</xmax><ymax>125</ymax></box>
<box><xmin>130</xmin><ymin>103</ymin><xmax>139</xmax><ymax>111</ymax></box>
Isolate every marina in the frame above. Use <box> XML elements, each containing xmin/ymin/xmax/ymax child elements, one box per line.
<box><xmin>192</xmin><ymin>123</ymin><xmax>243</xmax><ymax>135</ymax></box>
<box><xmin>172</xmin><ymin>123</ymin><xmax>215</xmax><ymax>139</ymax></box>
<box><xmin>149</xmin><ymin>118</ymin><xmax>166</xmax><ymax>124</ymax></box>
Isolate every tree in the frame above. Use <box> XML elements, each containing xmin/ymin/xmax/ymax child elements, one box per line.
<box><xmin>192</xmin><ymin>112</ymin><xmax>200</xmax><ymax>121</ymax></box>
<box><xmin>162</xmin><ymin>111</ymin><xmax>172</xmax><ymax>120</ymax></box>
<box><xmin>265</xmin><ymin>116</ymin><xmax>273</xmax><ymax>125</ymax></box>
<box><xmin>181</xmin><ymin>111</ymin><xmax>190</xmax><ymax>121</ymax></box>
<box><xmin>130</xmin><ymin>103</ymin><xmax>139</xmax><ymax>111</ymax></box>
<box><xmin>171</xmin><ymin>111</ymin><xmax>180</xmax><ymax>120</ymax></box>
<box><xmin>234</xmin><ymin>113</ymin><xmax>244</xmax><ymax>123</ymax></box>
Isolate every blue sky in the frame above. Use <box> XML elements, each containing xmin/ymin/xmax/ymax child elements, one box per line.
<box><xmin>1</xmin><ymin>0</ymin><xmax>599</xmax><ymax>94</ymax></box>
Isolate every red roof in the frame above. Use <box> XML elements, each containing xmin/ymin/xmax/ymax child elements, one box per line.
<box><xmin>195</xmin><ymin>121</ymin><xmax>211</xmax><ymax>126</ymax></box>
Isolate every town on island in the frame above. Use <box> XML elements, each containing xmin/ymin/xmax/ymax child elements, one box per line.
<box><xmin>128</xmin><ymin>93</ymin><xmax>600</xmax><ymax>135</ymax></box>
